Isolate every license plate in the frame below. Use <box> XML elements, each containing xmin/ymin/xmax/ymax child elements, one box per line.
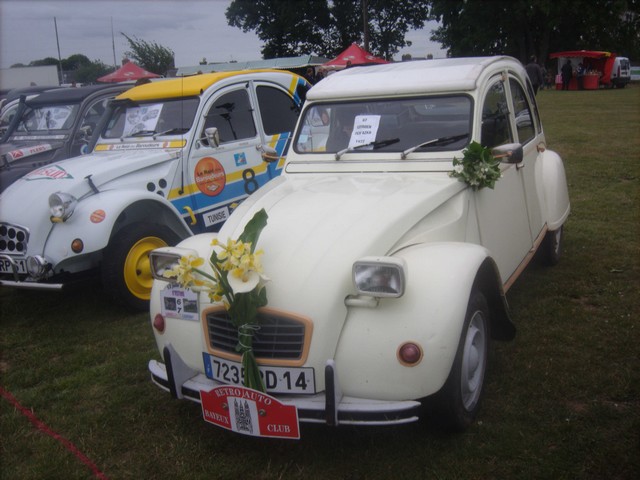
<box><xmin>0</xmin><ymin>257</ymin><xmax>27</xmax><ymax>274</ymax></box>
<box><xmin>203</xmin><ymin>354</ymin><xmax>315</xmax><ymax>395</ymax></box>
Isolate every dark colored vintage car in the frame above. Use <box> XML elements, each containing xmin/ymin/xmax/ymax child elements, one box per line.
<box><xmin>0</xmin><ymin>83</ymin><xmax>133</xmax><ymax>191</ymax></box>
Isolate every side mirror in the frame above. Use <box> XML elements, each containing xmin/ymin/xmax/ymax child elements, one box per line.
<box><xmin>79</xmin><ymin>125</ymin><xmax>92</xmax><ymax>139</ymax></box>
<box><xmin>492</xmin><ymin>143</ymin><xmax>523</xmax><ymax>164</ymax></box>
<box><xmin>204</xmin><ymin>127</ymin><xmax>220</xmax><ymax>148</ymax></box>
<box><xmin>257</xmin><ymin>144</ymin><xmax>280</xmax><ymax>163</ymax></box>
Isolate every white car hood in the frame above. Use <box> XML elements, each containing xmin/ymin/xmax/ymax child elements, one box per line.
<box><xmin>0</xmin><ymin>148</ymin><xmax>180</xmax><ymax>249</ymax></box>
<box><xmin>216</xmin><ymin>172</ymin><xmax>465</xmax><ymax>366</ymax></box>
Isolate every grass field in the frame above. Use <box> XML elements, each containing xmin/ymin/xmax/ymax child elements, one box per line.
<box><xmin>1</xmin><ymin>84</ymin><xmax>639</xmax><ymax>480</ymax></box>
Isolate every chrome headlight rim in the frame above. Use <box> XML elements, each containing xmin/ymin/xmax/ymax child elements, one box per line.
<box><xmin>149</xmin><ymin>249</ymin><xmax>187</xmax><ymax>281</ymax></box>
<box><xmin>352</xmin><ymin>256</ymin><xmax>407</xmax><ymax>298</ymax></box>
<box><xmin>48</xmin><ymin>192</ymin><xmax>78</xmax><ymax>222</ymax></box>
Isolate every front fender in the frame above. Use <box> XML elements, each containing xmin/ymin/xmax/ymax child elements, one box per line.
<box><xmin>334</xmin><ymin>242</ymin><xmax>512</xmax><ymax>401</ymax></box>
<box><xmin>45</xmin><ymin>189</ymin><xmax>192</xmax><ymax>267</ymax></box>
<box><xmin>536</xmin><ymin>148</ymin><xmax>570</xmax><ymax>230</ymax></box>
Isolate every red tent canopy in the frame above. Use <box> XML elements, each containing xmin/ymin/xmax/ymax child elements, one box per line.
<box><xmin>323</xmin><ymin>43</ymin><xmax>389</xmax><ymax>69</ymax></box>
<box><xmin>97</xmin><ymin>62</ymin><xmax>161</xmax><ymax>83</ymax></box>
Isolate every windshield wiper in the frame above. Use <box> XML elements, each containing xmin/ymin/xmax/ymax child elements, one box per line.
<box><xmin>127</xmin><ymin>130</ymin><xmax>157</xmax><ymax>138</ymax></box>
<box><xmin>335</xmin><ymin>137</ymin><xmax>399</xmax><ymax>160</ymax></box>
<box><xmin>153</xmin><ymin>127</ymin><xmax>190</xmax><ymax>138</ymax></box>
<box><xmin>400</xmin><ymin>133</ymin><xmax>469</xmax><ymax>159</ymax></box>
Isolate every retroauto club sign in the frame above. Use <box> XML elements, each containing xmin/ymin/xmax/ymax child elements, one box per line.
<box><xmin>200</xmin><ymin>385</ymin><xmax>300</xmax><ymax>439</ymax></box>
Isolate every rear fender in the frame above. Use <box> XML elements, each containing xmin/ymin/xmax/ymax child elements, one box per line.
<box><xmin>535</xmin><ymin>149</ymin><xmax>570</xmax><ymax>230</ymax></box>
<box><xmin>334</xmin><ymin>242</ymin><xmax>513</xmax><ymax>400</ymax></box>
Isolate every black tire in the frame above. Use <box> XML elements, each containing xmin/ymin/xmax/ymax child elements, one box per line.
<box><xmin>102</xmin><ymin>223</ymin><xmax>180</xmax><ymax>311</ymax></box>
<box><xmin>539</xmin><ymin>225</ymin><xmax>563</xmax><ymax>266</ymax></box>
<box><xmin>427</xmin><ymin>290</ymin><xmax>490</xmax><ymax>432</ymax></box>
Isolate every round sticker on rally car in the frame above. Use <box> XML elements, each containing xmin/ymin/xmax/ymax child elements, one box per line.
<box><xmin>195</xmin><ymin>157</ymin><xmax>226</xmax><ymax>196</ymax></box>
<box><xmin>90</xmin><ymin>209</ymin><xmax>106</xmax><ymax>223</ymax></box>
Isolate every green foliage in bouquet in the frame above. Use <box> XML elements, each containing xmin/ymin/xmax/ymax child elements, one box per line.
<box><xmin>450</xmin><ymin>141</ymin><xmax>502</xmax><ymax>190</ymax></box>
<box><xmin>164</xmin><ymin>209</ymin><xmax>269</xmax><ymax>392</ymax></box>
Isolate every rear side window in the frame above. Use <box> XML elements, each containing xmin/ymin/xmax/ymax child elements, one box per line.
<box><xmin>256</xmin><ymin>85</ymin><xmax>299</xmax><ymax>136</ymax></box>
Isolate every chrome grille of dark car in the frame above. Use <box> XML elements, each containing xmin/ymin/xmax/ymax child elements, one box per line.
<box><xmin>206</xmin><ymin>310</ymin><xmax>306</xmax><ymax>360</ymax></box>
<box><xmin>0</xmin><ymin>222</ymin><xmax>29</xmax><ymax>255</ymax></box>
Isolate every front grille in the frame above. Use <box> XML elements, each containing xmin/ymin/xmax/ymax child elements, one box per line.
<box><xmin>206</xmin><ymin>309</ymin><xmax>307</xmax><ymax>360</ymax></box>
<box><xmin>0</xmin><ymin>222</ymin><xmax>29</xmax><ymax>255</ymax></box>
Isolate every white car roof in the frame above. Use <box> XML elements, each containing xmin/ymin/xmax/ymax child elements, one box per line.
<box><xmin>309</xmin><ymin>56</ymin><xmax>521</xmax><ymax>100</ymax></box>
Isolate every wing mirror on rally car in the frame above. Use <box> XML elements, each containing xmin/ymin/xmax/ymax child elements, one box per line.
<box><xmin>492</xmin><ymin>143</ymin><xmax>523</xmax><ymax>164</ymax></box>
<box><xmin>204</xmin><ymin>127</ymin><xmax>220</xmax><ymax>148</ymax></box>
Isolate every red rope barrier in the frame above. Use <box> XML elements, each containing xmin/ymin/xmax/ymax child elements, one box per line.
<box><xmin>0</xmin><ymin>386</ymin><xmax>109</xmax><ymax>479</ymax></box>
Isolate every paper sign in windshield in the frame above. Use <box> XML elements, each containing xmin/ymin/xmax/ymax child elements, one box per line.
<box><xmin>123</xmin><ymin>104</ymin><xmax>163</xmax><ymax>137</ymax></box>
<box><xmin>35</xmin><ymin>107</ymin><xmax>73</xmax><ymax>130</ymax></box>
<box><xmin>348</xmin><ymin>114</ymin><xmax>381</xmax><ymax>149</ymax></box>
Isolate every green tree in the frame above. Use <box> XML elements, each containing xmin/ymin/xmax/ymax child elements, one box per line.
<box><xmin>121</xmin><ymin>33</ymin><xmax>175</xmax><ymax>75</ymax></box>
<box><xmin>29</xmin><ymin>57</ymin><xmax>60</xmax><ymax>67</ymax></box>
<box><xmin>428</xmin><ymin>0</ymin><xmax>640</xmax><ymax>64</ymax></box>
<box><xmin>75</xmin><ymin>60</ymin><xmax>112</xmax><ymax>84</ymax></box>
<box><xmin>226</xmin><ymin>0</ymin><xmax>431</xmax><ymax>60</ymax></box>
<box><xmin>62</xmin><ymin>54</ymin><xmax>92</xmax><ymax>71</ymax></box>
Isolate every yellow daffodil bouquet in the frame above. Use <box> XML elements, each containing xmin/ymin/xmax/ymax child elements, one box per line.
<box><xmin>163</xmin><ymin>209</ymin><xmax>269</xmax><ymax>392</ymax></box>
<box><xmin>449</xmin><ymin>141</ymin><xmax>502</xmax><ymax>190</ymax></box>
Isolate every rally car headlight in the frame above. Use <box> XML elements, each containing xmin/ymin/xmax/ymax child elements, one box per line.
<box><xmin>150</xmin><ymin>248</ymin><xmax>195</xmax><ymax>281</ymax></box>
<box><xmin>353</xmin><ymin>257</ymin><xmax>406</xmax><ymax>298</ymax></box>
<box><xmin>49</xmin><ymin>192</ymin><xmax>77</xmax><ymax>223</ymax></box>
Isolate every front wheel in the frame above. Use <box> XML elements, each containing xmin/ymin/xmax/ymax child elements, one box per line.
<box><xmin>102</xmin><ymin>223</ymin><xmax>180</xmax><ymax>311</ymax></box>
<box><xmin>427</xmin><ymin>290</ymin><xmax>490</xmax><ymax>431</ymax></box>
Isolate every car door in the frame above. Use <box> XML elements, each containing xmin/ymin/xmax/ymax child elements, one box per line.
<box><xmin>507</xmin><ymin>76</ymin><xmax>544</xmax><ymax>240</ymax></box>
<box><xmin>187</xmin><ymin>80</ymin><xmax>302</xmax><ymax>233</ymax></box>
<box><xmin>474</xmin><ymin>73</ymin><xmax>532</xmax><ymax>286</ymax></box>
<box><xmin>187</xmin><ymin>84</ymin><xmax>262</xmax><ymax>232</ymax></box>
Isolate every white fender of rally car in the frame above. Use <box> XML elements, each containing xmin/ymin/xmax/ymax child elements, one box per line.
<box><xmin>46</xmin><ymin>188</ymin><xmax>192</xmax><ymax>270</ymax></box>
<box><xmin>535</xmin><ymin>148</ymin><xmax>571</xmax><ymax>231</ymax></box>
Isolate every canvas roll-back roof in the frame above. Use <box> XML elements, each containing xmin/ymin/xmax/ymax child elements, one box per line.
<box><xmin>308</xmin><ymin>56</ymin><xmax>515</xmax><ymax>100</ymax></box>
<box><xmin>26</xmin><ymin>84</ymin><xmax>129</xmax><ymax>106</ymax></box>
<box><xmin>116</xmin><ymin>69</ymin><xmax>290</xmax><ymax>102</ymax></box>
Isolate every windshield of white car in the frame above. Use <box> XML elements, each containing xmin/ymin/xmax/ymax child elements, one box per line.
<box><xmin>294</xmin><ymin>95</ymin><xmax>472</xmax><ymax>155</ymax></box>
<box><xmin>14</xmin><ymin>103</ymin><xmax>80</xmax><ymax>133</ymax></box>
<box><xmin>102</xmin><ymin>97</ymin><xmax>199</xmax><ymax>139</ymax></box>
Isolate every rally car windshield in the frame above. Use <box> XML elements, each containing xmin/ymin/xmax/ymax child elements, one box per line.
<box><xmin>102</xmin><ymin>97</ymin><xmax>199</xmax><ymax>139</ymax></box>
<box><xmin>15</xmin><ymin>103</ymin><xmax>80</xmax><ymax>133</ymax></box>
<box><xmin>294</xmin><ymin>95</ymin><xmax>472</xmax><ymax>155</ymax></box>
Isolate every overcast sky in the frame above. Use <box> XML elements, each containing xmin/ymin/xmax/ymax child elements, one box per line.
<box><xmin>0</xmin><ymin>0</ymin><xmax>445</xmax><ymax>70</ymax></box>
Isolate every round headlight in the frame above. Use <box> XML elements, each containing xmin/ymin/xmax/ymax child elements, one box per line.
<box><xmin>49</xmin><ymin>192</ymin><xmax>78</xmax><ymax>222</ymax></box>
<box><xmin>26</xmin><ymin>255</ymin><xmax>48</xmax><ymax>278</ymax></box>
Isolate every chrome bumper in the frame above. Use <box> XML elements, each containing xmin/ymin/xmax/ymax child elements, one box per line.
<box><xmin>149</xmin><ymin>344</ymin><xmax>421</xmax><ymax>427</ymax></box>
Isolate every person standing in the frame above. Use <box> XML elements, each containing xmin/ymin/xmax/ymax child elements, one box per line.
<box><xmin>525</xmin><ymin>56</ymin><xmax>544</xmax><ymax>94</ymax></box>
<box><xmin>561</xmin><ymin>60</ymin><xmax>573</xmax><ymax>91</ymax></box>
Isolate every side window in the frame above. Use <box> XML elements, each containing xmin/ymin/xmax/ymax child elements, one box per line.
<box><xmin>509</xmin><ymin>78</ymin><xmax>535</xmax><ymax>144</ymax></box>
<box><xmin>203</xmin><ymin>89</ymin><xmax>256</xmax><ymax>143</ymax></box>
<box><xmin>256</xmin><ymin>85</ymin><xmax>299</xmax><ymax>135</ymax></box>
<box><xmin>80</xmin><ymin>98</ymin><xmax>108</xmax><ymax>134</ymax></box>
<box><xmin>481</xmin><ymin>79</ymin><xmax>512</xmax><ymax>148</ymax></box>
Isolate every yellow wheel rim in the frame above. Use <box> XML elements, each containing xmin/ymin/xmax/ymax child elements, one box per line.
<box><xmin>123</xmin><ymin>236</ymin><xmax>168</xmax><ymax>300</ymax></box>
